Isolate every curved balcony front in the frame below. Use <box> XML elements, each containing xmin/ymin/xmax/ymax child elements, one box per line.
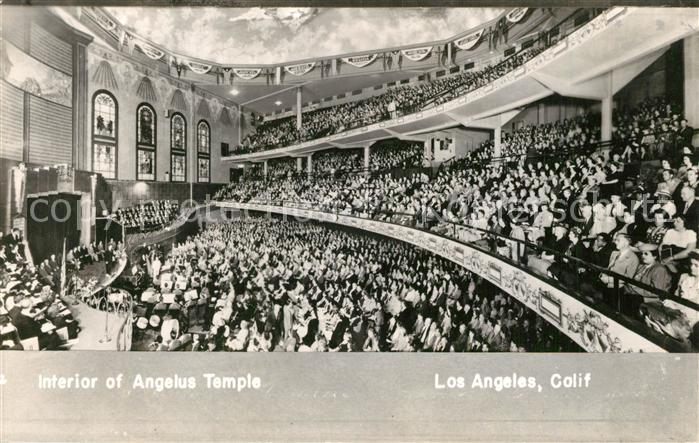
<box><xmin>214</xmin><ymin>200</ymin><xmax>693</xmax><ymax>353</ymax></box>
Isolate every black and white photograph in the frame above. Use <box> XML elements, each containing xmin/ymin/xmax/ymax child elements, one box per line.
<box><xmin>0</xmin><ymin>2</ymin><xmax>698</xmax><ymax>441</ymax></box>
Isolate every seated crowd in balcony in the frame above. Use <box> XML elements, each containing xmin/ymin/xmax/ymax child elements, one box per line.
<box><xmin>112</xmin><ymin>200</ymin><xmax>180</xmax><ymax>234</ymax></box>
<box><xmin>215</xmin><ymin>140</ymin><xmax>424</xmax><ymax>201</ymax></box>
<box><xmin>136</xmin><ymin>218</ymin><xmax>581</xmax><ymax>352</ymax></box>
<box><xmin>267</xmin><ymin>157</ymin><xmax>297</xmax><ymax>178</ymax></box>
<box><xmin>234</xmin><ymin>45</ymin><xmax>552</xmax><ymax>155</ymax></box>
<box><xmin>370</xmin><ymin>141</ymin><xmax>425</xmax><ymax>171</ymax></box>
<box><xmin>217</xmin><ymin>98</ymin><xmax>698</xmax><ymax>347</ymax></box>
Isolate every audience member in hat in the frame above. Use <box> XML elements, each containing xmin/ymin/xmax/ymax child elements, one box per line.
<box><xmin>548</xmin><ymin>226</ymin><xmax>589</xmax><ymax>287</ymax></box>
<box><xmin>650</xmin><ymin>189</ymin><xmax>677</xmax><ymax>219</ymax></box>
<box><xmin>527</xmin><ymin>224</ymin><xmax>569</xmax><ymax>276</ymax></box>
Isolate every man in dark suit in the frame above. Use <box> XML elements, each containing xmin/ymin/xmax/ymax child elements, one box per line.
<box><xmin>576</xmin><ymin>202</ymin><xmax>595</xmax><ymax>239</ymax></box>
<box><xmin>549</xmin><ymin>227</ymin><xmax>589</xmax><ymax>287</ymax></box>
<box><xmin>3</xmin><ymin>229</ymin><xmax>24</xmax><ymax>261</ymax></box>
<box><xmin>584</xmin><ymin>233</ymin><xmax>614</xmax><ymax>271</ymax></box>
<box><xmin>678</xmin><ymin>118</ymin><xmax>695</xmax><ymax>150</ymax></box>
<box><xmin>3</xmin><ymin>228</ymin><xmax>21</xmax><ymax>248</ymax></box>
<box><xmin>677</xmin><ymin>185</ymin><xmax>699</xmax><ymax>232</ymax></box>
<box><xmin>628</xmin><ymin>186</ymin><xmax>652</xmax><ymax>227</ymax></box>
<box><xmin>103</xmin><ymin>245</ymin><xmax>114</xmax><ymax>275</ymax></box>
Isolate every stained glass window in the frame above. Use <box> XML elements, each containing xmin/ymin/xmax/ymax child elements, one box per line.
<box><xmin>171</xmin><ymin>113</ymin><xmax>186</xmax><ymax>151</ymax></box>
<box><xmin>198</xmin><ymin>158</ymin><xmax>210</xmax><ymax>183</ymax></box>
<box><xmin>138</xmin><ymin>150</ymin><xmax>155</xmax><ymax>181</ymax></box>
<box><xmin>94</xmin><ymin>93</ymin><xmax>116</xmax><ymax>138</ymax></box>
<box><xmin>197</xmin><ymin>120</ymin><xmax>210</xmax><ymax>154</ymax></box>
<box><xmin>92</xmin><ymin>91</ymin><xmax>118</xmax><ymax>178</ymax></box>
<box><xmin>136</xmin><ymin>103</ymin><xmax>156</xmax><ymax>180</ymax></box>
<box><xmin>94</xmin><ymin>144</ymin><xmax>116</xmax><ymax>179</ymax></box>
<box><xmin>137</xmin><ymin>104</ymin><xmax>155</xmax><ymax>146</ymax></box>
<box><xmin>171</xmin><ymin>154</ymin><xmax>186</xmax><ymax>182</ymax></box>
<box><xmin>197</xmin><ymin>120</ymin><xmax>211</xmax><ymax>182</ymax></box>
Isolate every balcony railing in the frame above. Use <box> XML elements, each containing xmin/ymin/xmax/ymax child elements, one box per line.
<box><xmin>221</xmin><ymin>199</ymin><xmax>697</xmax><ymax>352</ymax></box>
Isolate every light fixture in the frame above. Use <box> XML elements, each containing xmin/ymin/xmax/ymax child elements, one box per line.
<box><xmin>230</xmin><ymin>89</ymin><xmax>239</xmax><ymax>96</ymax></box>
<box><xmin>275</xmin><ymin>100</ymin><xmax>282</xmax><ymax>106</ymax></box>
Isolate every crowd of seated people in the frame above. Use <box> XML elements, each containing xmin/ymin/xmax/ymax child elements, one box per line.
<box><xmin>234</xmin><ymin>43</ymin><xmax>555</xmax><ymax>155</ymax></box>
<box><xmin>370</xmin><ymin>141</ymin><xmax>425</xmax><ymax>171</ymax></box>
<box><xmin>614</xmin><ymin>98</ymin><xmax>695</xmax><ymax>163</ymax></box>
<box><xmin>313</xmin><ymin>148</ymin><xmax>364</xmax><ymax>174</ymax></box>
<box><xmin>113</xmin><ymin>200</ymin><xmax>180</xmax><ymax>234</ymax></box>
<box><xmin>134</xmin><ymin>218</ymin><xmax>581</xmax><ymax>352</ymax></box>
<box><xmin>500</xmin><ymin>115</ymin><xmax>600</xmax><ymax>159</ymax></box>
<box><xmin>216</xmin><ymin>100</ymin><xmax>698</xmax><ymax>347</ymax></box>
<box><xmin>214</xmin><ymin>141</ymin><xmax>426</xmax><ymax>202</ymax></box>
<box><xmin>0</xmin><ymin>229</ymin><xmax>79</xmax><ymax>350</ymax></box>
<box><xmin>267</xmin><ymin>157</ymin><xmax>297</xmax><ymax>178</ymax></box>
<box><xmin>243</xmin><ymin>163</ymin><xmax>264</xmax><ymax>180</ymax></box>
<box><xmin>432</xmin><ymin>46</ymin><xmax>548</xmax><ymax>106</ymax></box>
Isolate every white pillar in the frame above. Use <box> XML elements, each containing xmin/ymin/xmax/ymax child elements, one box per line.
<box><xmin>685</xmin><ymin>33</ymin><xmax>699</xmax><ymax>147</ymax></box>
<box><xmin>363</xmin><ymin>145</ymin><xmax>371</xmax><ymax>171</ymax></box>
<box><xmin>423</xmin><ymin>140</ymin><xmax>431</xmax><ymax>165</ymax></box>
<box><xmin>307</xmin><ymin>153</ymin><xmax>313</xmax><ymax>174</ymax></box>
<box><xmin>601</xmin><ymin>72</ymin><xmax>613</xmax><ymax>142</ymax></box>
<box><xmin>263</xmin><ymin>160</ymin><xmax>268</xmax><ymax>178</ymax></box>
<box><xmin>296</xmin><ymin>157</ymin><xmax>302</xmax><ymax>172</ymax></box>
<box><xmin>237</xmin><ymin>104</ymin><xmax>242</xmax><ymax>146</ymax></box>
<box><xmin>494</xmin><ymin>127</ymin><xmax>502</xmax><ymax>158</ymax></box>
<box><xmin>296</xmin><ymin>87</ymin><xmax>302</xmax><ymax>129</ymax></box>
<box><xmin>601</xmin><ymin>96</ymin><xmax>613</xmax><ymax>143</ymax></box>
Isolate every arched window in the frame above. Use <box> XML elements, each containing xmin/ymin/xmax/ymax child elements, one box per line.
<box><xmin>136</xmin><ymin>103</ymin><xmax>156</xmax><ymax>181</ymax></box>
<box><xmin>92</xmin><ymin>91</ymin><xmax>118</xmax><ymax>179</ymax></box>
<box><xmin>170</xmin><ymin>113</ymin><xmax>186</xmax><ymax>182</ymax></box>
<box><xmin>197</xmin><ymin>120</ymin><xmax>210</xmax><ymax>183</ymax></box>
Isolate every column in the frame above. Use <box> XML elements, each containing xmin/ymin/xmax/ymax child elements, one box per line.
<box><xmin>72</xmin><ymin>39</ymin><xmax>90</xmax><ymax>170</ymax></box>
<box><xmin>423</xmin><ymin>140</ymin><xmax>431</xmax><ymax>165</ymax></box>
<box><xmin>685</xmin><ymin>33</ymin><xmax>699</xmax><ymax>147</ymax></box>
<box><xmin>296</xmin><ymin>87</ymin><xmax>302</xmax><ymax>129</ymax></box>
<box><xmin>296</xmin><ymin>157</ymin><xmax>303</xmax><ymax>173</ymax></box>
<box><xmin>600</xmin><ymin>72</ymin><xmax>613</xmax><ymax>143</ymax></box>
<box><xmin>307</xmin><ymin>153</ymin><xmax>313</xmax><ymax>174</ymax></box>
<box><xmin>263</xmin><ymin>160</ymin><xmax>268</xmax><ymax>178</ymax></box>
<box><xmin>237</xmin><ymin>105</ymin><xmax>242</xmax><ymax>146</ymax></box>
<box><xmin>494</xmin><ymin>127</ymin><xmax>502</xmax><ymax>158</ymax></box>
<box><xmin>363</xmin><ymin>145</ymin><xmax>371</xmax><ymax>171</ymax></box>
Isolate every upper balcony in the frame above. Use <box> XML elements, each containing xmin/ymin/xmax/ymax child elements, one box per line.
<box><xmin>220</xmin><ymin>7</ymin><xmax>698</xmax><ymax>163</ymax></box>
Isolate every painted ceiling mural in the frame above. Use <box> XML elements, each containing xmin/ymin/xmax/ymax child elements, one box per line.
<box><xmin>107</xmin><ymin>7</ymin><xmax>502</xmax><ymax>65</ymax></box>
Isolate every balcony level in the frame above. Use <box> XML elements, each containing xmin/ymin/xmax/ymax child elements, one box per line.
<box><xmin>221</xmin><ymin>7</ymin><xmax>698</xmax><ymax>163</ymax></box>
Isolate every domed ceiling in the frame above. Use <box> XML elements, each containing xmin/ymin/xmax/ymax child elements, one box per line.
<box><xmin>106</xmin><ymin>7</ymin><xmax>502</xmax><ymax>65</ymax></box>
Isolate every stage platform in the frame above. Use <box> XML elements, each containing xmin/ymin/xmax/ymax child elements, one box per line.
<box><xmin>68</xmin><ymin>257</ymin><xmax>130</xmax><ymax>351</ymax></box>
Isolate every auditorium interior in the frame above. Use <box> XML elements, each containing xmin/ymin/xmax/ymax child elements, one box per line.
<box><xmin>1</xmin><ymin>6</ymin><xmax>698</xmax><ymax>353</ymax></box>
